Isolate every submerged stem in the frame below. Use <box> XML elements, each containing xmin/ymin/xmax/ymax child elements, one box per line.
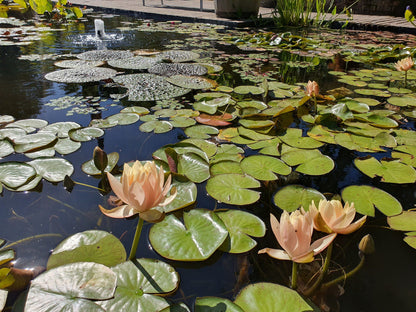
<box><xmin>303</xmin><ymin>242</ymin><xmax>333</xmax><ymax>297</ymax></box>
<box><xmin>128</xmin><ymin>217</ymin><xmax>144</xmax><ymax>261</ymax></box>
<box><xmin>321</xmin><ymin>253</ymin><xmax>366</xmax><ymax>290</ymax></box>
<box><xmin>291</xmin><ymin>261</ymin><xmax>298</xmax><ymax>290</ymax></box>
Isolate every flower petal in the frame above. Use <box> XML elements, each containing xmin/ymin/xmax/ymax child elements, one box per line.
<box><xmin>258</xmin><ymin>248</ymin><xmax>291</xmax><ymax>261</ymax></box>
<box><xmin>310</xmin><ymin>233</ymin><xmax>337</xmax><ymax>256</ymax></box>
<box><xmin>335</xmin><ymin>215</ymin><xmax>367</xmax><ymax>235</ymax></box>
<box><xmin>99</xmin><ymin>204</ymin><xmax>136</xmax><ymax>218</ymax></box>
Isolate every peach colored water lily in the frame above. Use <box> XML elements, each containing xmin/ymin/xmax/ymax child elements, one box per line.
<box><xmin>305</xmin><ymin>80</ymin><xmax>319</xmax><ymax>97</ymax></box>
<box><xmin>395</xmin><ymin>56</ymin><xmax>414</xmax><ymax>72</ymax></box>
<box><xmin>258</xmin><ymin>211</ymin><xmax>336</xmax><ymax>263</ymax></box>
<box><xmin>309</xmin><ymin>199</ymin><xmax>366</xmax><ymax>235</ymax></box>
<box><xmin>99</xmin><ymin>160</ymin><xmax>176</xmax><ymax>219</ymax></box>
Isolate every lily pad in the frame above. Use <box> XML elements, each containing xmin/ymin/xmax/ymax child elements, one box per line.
<box><xmin>98</xmin><ymin>259</ymin><xmax>179</xmax><ymax>312</ymax></box>
<box><xmin>354</xmin><ymin>156</ymin><xmax>416</xmax><ymax>184</ymax></box>
<box><xmin>54</xmin><ymin>138</ymin><xmax>82</xmax><ymax>155</ymax></box>
<box><xmin>387</xmin><ymin>96</ymin><xmax>416</xmax><ymax>107</ymax></box>
<box><xmin>184</xmin><ymin>125</ymin><xmax>219</xmax><ymax>139</ymax></box>
<box><xmin>281</xmin><ymin>148</ymin><xmax>334</xmax><ymax>175</ymax></box>
<box><xmin>234</xmin><ymin>283</ymin><xmax>315</xmax><ymax>312</ymax></box>
<box><xmin>233</xmin><ymin>85</ymin><xmax>265</xmax><ymax>95</ymax></box>
<box><xmin>161</xmin><ymin>178</ymin><xmax>197</xmax><ymax>213</ymax></box>
<box><xmin>41</xmin><ymin>121</ymin><xmax>81</xmax><ymax>138</ymax></box>
<box><xmin>149</xmin><ymin>63</ymin><xmax>207</xmax><ymax>77</ymax></box>
<box><xmin>195</xmin><ymin>297</ymin><xmax>244</xmax><ymax>312</ymax></box>
<box><xmin>68</xmin><ymin>127</ymin><xmax>105</xmax><ymax>142</ymax></box>
<box><xmin>279</xmin><ymin>128</ymin><xmax>324</xmax><ymax>149</ymax></box>
<box><xmin>82</xmin><ymin>152</ymin><xmax>119</xmax><ymax>175</ymax></box>
<box><xmin>45</xmin><ymin>67</ymin><xmax>118</xmax><ymax>83</ymax></box>
<box><xmin>28</xmin><ymin>157</ymin><xmax>74</xmax><ymax>182</ymax></box>
<box><xmin>342</xmin><ymin>185</ymin><xmax>402</xmax><ymax>217</ymax></box>
<box><xmin>54</xmin><ymin>59</ymin><xmax>106</xmax><ymax>68</ymax></box>
<box><xmin>217</xmin><ymin>210</ymin><xmax>265</xmax><ymax>253</ymax></box>
<box><xmin>25</xmin><ymin>262</ymin><xmax>117</xmax><ymax>312</ymax></box>
<box><xmin>387</xmin><ymin>211</ymin><xmax>416</xmax><ymax>231</ymax></box>
<box><xmin>167</xmin><ymin>75</ymin><xmax>217</xmax><ymax>90</ymax></box>
<box><xmin>13</xmin><ymin>132</ymin><xmax>57</xmax><ymax>153</ymax></box>
<box><xmin>240</xmin><ymin>155</ymin><xmax>291</xmax><ymax>181</ymax></box>
<box><xmin>0</xmin><ymin>161</ymin><xmax>37</xmax><ymax>189</ymax></box>
<box><xmin>113</xmin><ymin>74</ymin><xmax>190</xmax><ymax>101</ymax></box>
<box><xmin>47</xmin><ymin>230</ymin><xmax>126</xmax><ymax>270</ymax></box>
<box><xmin>157</xmin><ymin>50</ymin><xmax>200</xmax><ymax>63</ymax></box>
<box><xmin>107</xmin><ymin>55</ymin><xmax>161</xmax><ymax>70</ymax></box>
<box><xmin>149</xmin><ymin>209</ymin><xmax>228</xmax><ymax>261</ymax></box>
<box><xmin>0</xmin><ymin>140</ymin><xmax>14</xmax><ymax>158</ymax></box>
<box><xmin>139</xmin><ymin>120</ymin><xmax>173</xmax><ymax>134</ymax></box>
<box><xmin>77</xmin><ymin>49</ymin><xmax>134</xmax><ymax>61</ymax></box>
<box><xmin>206</xmin><ymin>174</ymin><xmax>261</xmax><ymax>205</ymax></box>
<box><xmin>273</xmin><ymin>185</ymin><xmax>326</xmax><ymax>212</ymax></box>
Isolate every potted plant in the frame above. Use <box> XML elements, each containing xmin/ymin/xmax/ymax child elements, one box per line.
<box><xmin>214</xmin><ymin>0</ymin><xmax>261</xmax><ymax>19</ymax></box>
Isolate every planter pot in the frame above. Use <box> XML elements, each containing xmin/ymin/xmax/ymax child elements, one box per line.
<box><xmin>214</xmin><ymin>0</ymin><xmax>260</xmax><ymax>19</ymax></box>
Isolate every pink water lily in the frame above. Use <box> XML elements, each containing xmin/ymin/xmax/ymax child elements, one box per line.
<box><xmin>305</xmin><ymin>80</ymin><xmax>319</xmax><ymax>97</ymax></box>
<box><xmin>395</xmin><ymin>56</ymin><xmax>414</xmax><ymax>72</ymax></box>
<box><xmin>258</xmin><ymin>211</ymin><xmax>336</xmax><ymax>263</ymax></box>
<box><xmin>99</xmin><ymin>160</ymin><xmax>176</xmax><ymax>220</ymax></box>
<box><xmin>309</xmin><ymin>199</ymin><xmax>367</xmax><ymax>235</ymax></box>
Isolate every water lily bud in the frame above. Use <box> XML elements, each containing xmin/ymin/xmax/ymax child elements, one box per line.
<box><xmin>358</xmin><ymin>234</ymin><xmax>375</xmax><ymax>255</ymax></box>
<box><xmin>93</xmin><ymin>146</ymin><xmax>108</xmax><ymax>172</ymax></box>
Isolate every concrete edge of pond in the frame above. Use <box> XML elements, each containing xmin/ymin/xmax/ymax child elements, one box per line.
<box><xmin>68</xmin><ymin>0</ymin><xmax>416</xmax><ymax>34</ymax></box>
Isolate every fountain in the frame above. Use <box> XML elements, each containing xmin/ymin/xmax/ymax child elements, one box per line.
<box><xmin>94</xmin><ymin>18</ymin><xmax>110</xmax><ymax>40</ymax></box>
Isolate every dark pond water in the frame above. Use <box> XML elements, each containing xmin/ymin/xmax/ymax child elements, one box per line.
<box><xmin>1</xmin><ymin>10</ymin><xmax>416</xmax><ymax>312</ymax></box>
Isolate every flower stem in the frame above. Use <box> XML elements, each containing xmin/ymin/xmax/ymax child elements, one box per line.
<box><xmin>320</xmin><ymin>253</ymin><xmax>365</xmax><ymax>290</ymax></box>
<box><xmin>128</xmin><ymin>217</ymin><xmax>144</xmax><ymax>261</ymax></box>
<box><xmin>405</xmin><ymin>71</ymin><xmax>408</xmax><ymax>87</ymax></box>
<box><xmin>291</xmin><ymin>261</ymin><xmax>298</xmax><ymax>290</ymax></box>
<box><xmin>303</xmin><ymin>242</ymin><xmax>333</xmax><ymax>297</ymax></box>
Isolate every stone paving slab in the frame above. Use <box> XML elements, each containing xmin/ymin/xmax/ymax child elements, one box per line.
<box><xmin>69</xmin><ymin>0</ymin><xmax>416</xmax><ymax>33</ymax></box>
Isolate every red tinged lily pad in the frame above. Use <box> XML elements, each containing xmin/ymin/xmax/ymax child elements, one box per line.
<box><xmin>195</xmin><ymin>113</ymin><xmax>233</xmax><ymax>126</ymax></box>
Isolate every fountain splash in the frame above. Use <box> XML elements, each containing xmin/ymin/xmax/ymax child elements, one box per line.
<box><xmin>72</xmin><ymin>18</ymin><xmax>125</xmax><ymax>47</ymax></box>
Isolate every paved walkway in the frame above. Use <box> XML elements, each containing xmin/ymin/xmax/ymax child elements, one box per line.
<box><xmin>69</xmin><ymin>0</ymin><xmax>416</xmax><ymax>33</ymax></box>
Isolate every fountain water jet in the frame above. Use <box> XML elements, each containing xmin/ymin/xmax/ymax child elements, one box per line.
<box><xmin>94</xmin><ymin>19</ymin><xmax>110</xmax><ymax>40</ymax></box>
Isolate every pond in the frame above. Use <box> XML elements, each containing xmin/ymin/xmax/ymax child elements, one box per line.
<box><xmin>1</xmin><ymin>9</ymin><xmax>416</xmax><ymax>312</ymax></box>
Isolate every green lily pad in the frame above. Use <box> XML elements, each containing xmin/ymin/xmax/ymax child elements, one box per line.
<box><xmin>6</xmin><ymin>118</ymin><xmax>48</xmax><ymax>132</ymax></box>
<box><xmin>47</xmin><ymin>230</ymin><xmax>126</xmax><ymax>270</ymax></box>
<box><xmin>195</xmin><ymin>297</ymin><xmax>244</xmax><ymax>312</ymax></box>
<box><xmin>334</xmin><ymin>133</ymin><xmax>385</xmax><ymax>152</ymax></box>
<box><xmin>273</xmin><ymin>185</ymin><xmax>325</xmax><ymax>212</ymax></box>
<box><xmin>177</xmin><ymin>152</ymin><xmax>210</xmax><ymax>183</ymax></box>
<box><xmin>307</xmin><ymin>125</ymin><xmax>337</xmax><ymax>144</ymax></box>
<box><xmin>353</xmin><ymin>97</ymin><xmax>380</xmax><ymax>106</ymax></box>
<box><xmin>77</xmin><ymin>49</ymin><xmax>134</xmax><ymax>61</ymax></box>
<box><xmin>169</xmin><ymin>116</ymin><xmax>196</xmax><ymax>128</ymax></box>
<box><xmin>161</xmin><ymin>178</ymin><xmax>197</xmax><ymax>213</ymax></box>
<box><xmin>206</xmin><ymin>174</ymin><xmax>261</xmax><ymax>205</ymax></box>
<box><xmin>182</xmin><ymin>139</ymin><xmax>217</xmax><ymax>158</ymax></box>
<box><xmin>25</xmin><ymin>262</ymin><xmax>117</xmax><ymax>312</ymax></box>
<box><xmin>54</xmin><ymin>138</ymin><xmax>82</xmax><ymax>155</ymax></box>
<box><xmin>0</xmin><ymin>249</ymin><xmax>14</xmax><ymax>266</ymax></box>
<box><xmin>387</xmin><ymin>87</ymin><xmax>412</xmax><ymax>94</ymax></box>
<box><xmin>354</xmin><ymin>156</ymin><xmax>416</xmax><ymax>184</ymax></box>
<box><xmin>387</xmin><ymin>96</ymin><xmax>416</xmax><ymax>107</ymax></box>
<box><xmin>210</xmin><ymin>161</ymin><xmax>243</xmax><ymax>175</ymax></box>
<box><xmin>387</xmin><ymin>211</ymin><xmax>416</xmax><ymax>231</ymax></box>
<box><xmin>105</xmin><ymin>112</ymin><xmax>140</xmax><ymax>126</ymax></box>
<box><xmin>0</xmin><ymin>140</ymin><xmax>14</xmax><ymax>158</ymax></box>
<box><xmin>149</xmin><ymin>209</ymin><xmax>228</xmax><ymax>261</ymax></box>
<box><xmin>68</xmin><ymin>127</ymin><xmax>105</xmax><ymax>142</ymax></box>
<box><xmin>41</xmin><ymin>121</ymin><xmax>81</xmax><ymax>138</ymax></box>
<box><xmin>281</xmin><ymin>148</ymin><xmax>334</xmax><ymax>175</ymax></box>
<box><xmin>279</xmin><ymin>128</ymin><xmax>324</xmax><ymax>149</ymax></box>
<box><xmin>193</xmin><ymin>96</ymin><xmax>233</xmax><ymax>115</ymax></box>
<box><xmin>341</xmin><ymin>185</ymin><xmax>402</xmax><ymax>217</ymax></box>
<box><xmin>139</xmin><ymin>120</ymin><xmax>173</xmax><ymax>134</ymax></box>
<box><xmin>82</xmin><ymin>152</ymin><xmax>119</xmax><ymax>175</ymax></box>
<box><xmin>98</xmin><ymin>259</ymin><xmax>179</xmax><ymax>312</ymax></box>
<box><xmin>234</xmin><ymin>283</ymin><xmax>315</xmax><ymax>312</ymax></box>
<box><xmin>354</xmin><ymin>88</ymin><xmax>391</xmax><ymax>97</ymax></box>
<box><xmin>216</xmin><ymin>210</ymin><xmax>265</xmax><ymax>253</ymax></box>
<box><xmin>0</xmin><ymin>127</ymin><xmax>26</xmax><ymax>140</ymax></box>
<box><xmin>13</xmin><ymin>132</ymin><xmax>57</xmax><ymax>153</ymax></box>
<box><xmin>0</xmin><ymin>162</ymin><xmax>37</xmax><ymax>189</ymax></box>
<box><xmin>240</xmin><ymin>155</ymin><xmax>291</xmax><ymax>181</ymax></box>
<box><xmin>120</xmin><ymin>106</ymin><xmax>150</xmax><ymax>115</ymax></box>
<box><xmin>319</xmin><ymin>103</ymin><xmax>354</xmax><ymax>121</ymax></box>
<box><xmin>149</xmin><ymin>63</ymin><xmax>207</xmax><ymax>77</ymax></box>
<box><xmin>184</xmin><ymin>125</ymin><xmax>219</xmax><ymax>139</ymax></box>
<box><xmin>28</xmin><ymin>158</ymin><xmax>74</xmax><ymax>182</ymax></box>
<box><xmin>233</xmin><ymin>85</ymin><xmax>265</xmax><ymax>95</ymax></box>
<box><xmin>239</xmin><ymin>119</ymin><xmax>274</xmax><ymax>129</ymax></box>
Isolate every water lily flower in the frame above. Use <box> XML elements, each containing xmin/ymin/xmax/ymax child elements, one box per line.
<box><xmin>99</xmin><ymin>160</ymin><xmax>176</xmax><ymax>220</ymax></box>
<box><xmin>394</xmin><ymin>56</ymin><xmax>414</xmax><ymax>72</ymax></box>
<box><xmin>309</xmin><ymin>199</ymin><xmax>367</xmax><ymax>235</ymax></box>
<box><xmin>258</xmin><ymin>211</ymin><xmax>336</xmax><ymax>263</ymax></box>
<box><xmin>305</xmin><ymin>80</ymin><xmax>319</xmax><ymax>97</ymax></box>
